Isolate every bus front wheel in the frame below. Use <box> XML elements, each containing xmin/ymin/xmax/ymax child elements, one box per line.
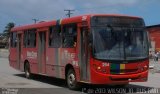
<box><xmin>67</xmin><ymin>69</ymin><xmax>79</xmax><ymax>90</ymax></box>
<box><xmin>24</xmin><ymin>63</ymin><xmax>31</xmax><ymax>79</ymax></box>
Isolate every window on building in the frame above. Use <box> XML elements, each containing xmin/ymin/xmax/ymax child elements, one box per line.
<box><xmin>10</xmin><ymin>32</ymin><xmax>17</xmax><ymax>48</ymax></box>
<box><xmin>23</xmin><ymin>29</ymin><xmax>36</xmax><ymax>48</ymax></box>
<box><xmin>62</xmin><ymin>24</ymin><xmax>77</xmax><ymax>48</ymax></box>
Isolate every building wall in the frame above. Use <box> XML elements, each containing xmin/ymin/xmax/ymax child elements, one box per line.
<box><xmin>147</xmin><ymin>26</ymin><xmax>160</xmax><ymax>52</ymax></box>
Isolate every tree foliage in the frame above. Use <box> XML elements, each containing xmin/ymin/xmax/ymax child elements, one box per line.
<box><xmin>3</xmin><ymin>22</ymin><xmax>15</xmax><ymax>38</ymax></box>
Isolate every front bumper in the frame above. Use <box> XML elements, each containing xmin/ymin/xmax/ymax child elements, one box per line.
<box><xmin>90</xmin><ymin>70</ymin><xmax>148</xmax><ymax>85</ymax></box>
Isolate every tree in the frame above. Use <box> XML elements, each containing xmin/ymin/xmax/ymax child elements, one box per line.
<box><xmin>2</xmin><ymin>22</ymin><xmax>15</xmax><ymax>48</ymax></box>
<box><xmin>3</xmin><ymin>22</ymin><xmax>15</xmax><ymax>38</ymax></box>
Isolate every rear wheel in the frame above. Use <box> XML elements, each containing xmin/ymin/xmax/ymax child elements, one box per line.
<box><xmin>24</xmin><ymin>63</ymin><xmax>31</xmax><ymax>79</ymax></box>
<box><xmin>67</xmin><ymin>69</ymin><xmax>79</xmax><ymax>90</ymax></box>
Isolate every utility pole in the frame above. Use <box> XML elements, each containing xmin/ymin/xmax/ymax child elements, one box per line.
<box><xmin>32</xmin><ymin>19</ymin><xmax>39</xmax><ymax>23</ymax></box>
<box><xmin>64</xmin><ymin>9</ymin><xmax>75</xmax><ymax>18</ymax></box>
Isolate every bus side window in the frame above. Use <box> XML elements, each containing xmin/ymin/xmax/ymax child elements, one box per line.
<box><xmin>49</xmin><ymin>26</ymin><xmax>61</xmax><ymax>48</ymax></box>
<box><xmin>23</xmin><ymin>31</ymin><xmax>27</xmax><ymax>47</ymax></box>
<box><xmin>23</xmin><ymin>29</ymin><xmax>36</xmax><ymax>48</ymax></box>
<box><xmin>30</xmin><ymin>31</ymin><xmax>36</xmax><ymax>47</ymax></box>
<box><xmin>27</xmin><ymin>31</ymin><xmax>30</xmax><ymax>46</ymax></box>
<box><xmin>10</xmin><ymin>32</ymin><xmax>17</xmax><ymax>48</ymax></box>
<box><xmin>62</xmin><ymin>24</ymin><xmax>77</xmax><ymax>48</ymax></box>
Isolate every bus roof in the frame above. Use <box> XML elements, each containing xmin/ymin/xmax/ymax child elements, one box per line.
<box><xmin>11</xmin><ymin>14</ymin><xmax>141</xmax><ymax>32</ymax></box>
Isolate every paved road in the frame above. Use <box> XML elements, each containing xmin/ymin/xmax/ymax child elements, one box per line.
<box><xmin>0</xmin><ymin>58</ymin><xmax>160</xmax><ymax>94</ymax></box>
<box><xmin>149</xmin><ymin>59</ymin><xmax>160</xmax><ymax>73</ymax></box>
<box><xmin>0</xmin><ymin>49</ymin><xmax>8</xmax><ymax>58</ymax></box>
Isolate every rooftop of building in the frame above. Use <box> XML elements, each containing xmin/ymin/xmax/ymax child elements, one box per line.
<box><xmin>146</xmin><ymin>24</ymin><xmax>160</xmax><ymax>28</ymax></box>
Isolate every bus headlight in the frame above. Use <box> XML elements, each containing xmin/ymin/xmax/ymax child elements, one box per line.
<box><xmin>93</xmin><ymin>64</ymin><xmax>107</xmax><ymax>74</ymax></box>
<box><xmin>138</xmin><ymin>65</ymin><xmax>148</xmax><ymax>72</ymax></box>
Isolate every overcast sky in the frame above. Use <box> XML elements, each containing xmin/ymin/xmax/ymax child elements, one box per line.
<box><xmin>0</xmin><ymin>0</ymin><xmax>160</xmax><ymax>32</ymax></box>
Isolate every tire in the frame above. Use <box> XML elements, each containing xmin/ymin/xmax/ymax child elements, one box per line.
<box><xmin>24</xmin><ymin>63</ymin><xmax>31</xmax><ymax>79</ymax></box>
<box><xmin>66</xmin><ymin>69</ymin><xmax>79</xmax><ymax>90</ymax></box>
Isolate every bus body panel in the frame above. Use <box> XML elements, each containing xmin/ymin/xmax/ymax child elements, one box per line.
<box><xmin>9</xmin><ymin>48</ymin><xmax>18</xmax><ymax>69</ymax></box>
<box><xmin>22</xmin><ymin>48</ymin><xmax>38</xmax><ymax>74</ymax></box>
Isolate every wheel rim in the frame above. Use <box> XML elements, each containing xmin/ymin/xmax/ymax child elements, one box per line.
<box><xmin>68</xmin><ymin>73</ymin><xmax>76</xmax><ymax>87</ymax></box>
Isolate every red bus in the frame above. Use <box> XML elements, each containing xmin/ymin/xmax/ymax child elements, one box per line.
<box><xmin>9</xmin><ymin>14</ymin><xmax>149</xmax><ymax>89</ymax></box>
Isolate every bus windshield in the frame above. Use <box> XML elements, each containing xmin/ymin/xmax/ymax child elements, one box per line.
<box><xmin>91</xmin><ymin>16</ymin><xmax>149</xmax><ymax>61</ymax></box>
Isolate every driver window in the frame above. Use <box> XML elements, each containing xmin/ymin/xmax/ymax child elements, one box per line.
<box><xmin>62</xmin><ymin>23</ymin><xmax>77</xmax><ymax>48</ymax></box>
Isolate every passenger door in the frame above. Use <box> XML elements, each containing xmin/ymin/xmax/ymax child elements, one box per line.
<box><xmin>79</xmin><ymin>27</ymin><xmax>90</xmax><ymax>81</ymax></box>
<box><xmin>38</xmin><ymin>31</ymin><xmax>46</xmax><ymax>74</ymax></box>
<box><xmin>16</xmin><ymin>33</ymin><xmax>22</xmax><ymax>69</ymax></box>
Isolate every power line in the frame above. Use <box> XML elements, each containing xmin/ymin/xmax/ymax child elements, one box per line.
<box><xmin>64</xmin><ymin>9</ymin><xmax>75</xmax><ymax>18</ymax></box>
